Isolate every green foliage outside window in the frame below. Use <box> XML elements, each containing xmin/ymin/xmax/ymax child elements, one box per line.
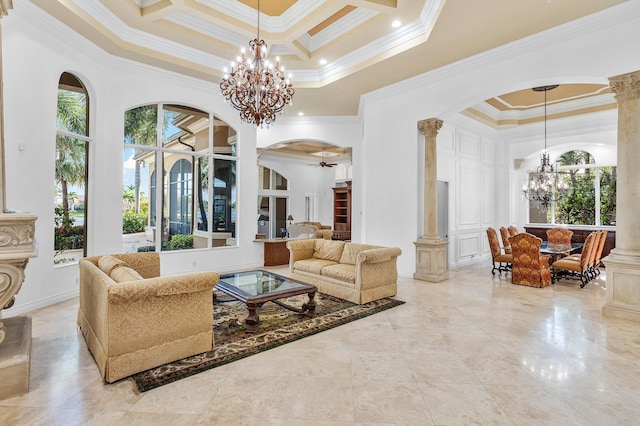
<box><xmin>542</xmin><ymin>150</ymin><xmax>616</xmax><ymax>226</ymax></box>
<box><xmin>600</xmin><ymin>166</ymin><xmax>617</xmax><ymax>226</ymax></box>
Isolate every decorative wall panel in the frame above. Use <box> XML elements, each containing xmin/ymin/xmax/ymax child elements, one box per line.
<box><xmin>459</xmin><ymin>131</ymin><xmax>481</xmax><ymax>156</ymax></box>
<box><xmin>459</xmin><ymin>234</ymin><xmax>480</xmax><ymax>259</ymax></box>
<box><xmin>458</xmin><ymin>162</ymin><xmax>482</xmax><ymax>227</ymax></box>
<box><xmin>438</xmin><ymin>127</ymin><xmax>455</xmax><ymax>151</ymax></box>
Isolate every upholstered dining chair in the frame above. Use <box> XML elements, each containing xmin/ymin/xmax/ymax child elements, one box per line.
<box><xmin>499</xmin><ymin>227</ymin><xmax>512</xmax><ymax>254</ymax></box>
<box><xmin>546</xmin><ymin>227</ymin><xmax>574</xmax><ymax>244</ymax></box>
<box><xmin>508</xmin><ymin>226</ymin><xmax>518</xmax><ymax>237</ymax></box>
<box><xmin>486</xmin><ymin>227</ymin><xmax>512</xmax><ymax>276</ymax></box>
<box><xmin>510</xmin><ymin>233</ymin><xmax>552</xmax><ymax>288</ymax></box>
<box><xmin>552</xmin><ymin>231</ymin><xmax>598</xmax><ymax>288</ymax></box>
<box><xmin>593</xmin><ymin>230</ymin><xmax>608</xmax><ymax>276</ymax></box>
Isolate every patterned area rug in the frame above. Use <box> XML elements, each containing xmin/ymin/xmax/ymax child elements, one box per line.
<box><xmin>130</xmin><ymin>292</ymin><xmax>404</xmax><ymax>393</ymax></box>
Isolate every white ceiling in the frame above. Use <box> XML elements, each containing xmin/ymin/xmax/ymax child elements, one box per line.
<box><xmin>30</xmin><ymin>0</ymin><xmax>627</xmax><ymax>120</ymax></box>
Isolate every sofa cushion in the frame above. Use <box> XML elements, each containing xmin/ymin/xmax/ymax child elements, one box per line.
<box><xmin>98</xmin><ymin>255</ymin><xmax>127</xmax><ymax>275</ymax></box>
<box><xmin>339</xmin><ymin>243</ymin><xmax>375</xmax><ymax>265</ymax></box>
<box><xmin>110</xmin><ymin>266</ymin><xmax>144</xmax><ymax>283</ymax></box>
<box><xmin>321</xmin><ymin>263</ymin><xmax>356</xmax><ymax>284</ymax></box>
<box><xmin>313</xmin><ymin>239</ymin><xmax>345</xmax><ymax>262</ymax></box>
<box><xmin>294</xmin><ymin>258</ymin><xmax>338</xmax><ymax>275</ymax></box>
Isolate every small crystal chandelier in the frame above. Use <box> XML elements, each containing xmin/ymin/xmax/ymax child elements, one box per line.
<box><xmin>219</xmin><ymin>0</ymin><xmax>294</xmax><ymax>128</ymax></box>
<box><xmin>522</xmin><ymin>84</ymin><xmax>569</xmax><ymax>206</ymax></box>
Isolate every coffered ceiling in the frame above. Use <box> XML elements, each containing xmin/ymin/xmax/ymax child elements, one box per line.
<box><xmin>31</xmin><ymin>0</ymin><xmax>626</xmax><ymax>121</ymax></box>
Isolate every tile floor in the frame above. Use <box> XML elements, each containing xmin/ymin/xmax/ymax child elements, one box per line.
<box><xmin>1</xmin><ymin>264</ymin><xmax>640</xmax><ymax>425</ymax></box>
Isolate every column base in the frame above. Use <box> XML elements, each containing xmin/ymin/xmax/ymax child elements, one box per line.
<box><xmin>414</xmin><ymin>237</ymin><xmax>448</xmax><ymax>282</ymax></box>
<box><xmin>0</xmin><ymin>316</ymin><xmax>32</xmax><ymax>400</ymax></box>
<box><xmin>602</xmin><ymin>249</ymin><xmax>640</xmax><ymax>322</ymax></box>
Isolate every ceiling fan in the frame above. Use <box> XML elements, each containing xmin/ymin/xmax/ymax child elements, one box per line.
<box><xmin>309</xmin><ymin>145</ymin><xmax>338</xmax><ymax>168</ymax></box>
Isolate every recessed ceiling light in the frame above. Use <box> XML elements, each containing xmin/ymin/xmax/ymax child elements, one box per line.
<box><xmin>298</xmin><ymin>112</ymin><xmax>304</xmax><ymax>116</ymax></box>
<box><xmin>319</xmin><ymin>59</ymin><xmax>327</xmax><ymax>65</ymax></box>
<box><xmin>392</xmin><ymin>20</ymin><xmax>401</xmax><ymax>28</ymax></box>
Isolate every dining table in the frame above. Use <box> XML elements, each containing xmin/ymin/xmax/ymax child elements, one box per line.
<box><xmin>540</xmin><ymin>242</ymin><xmax>583</xmax><ymax>259</ymax></box>
<box><xmin>540</xmin><ymin>241</ymin><xmax>584</xmax><ymax>283</ymax></box>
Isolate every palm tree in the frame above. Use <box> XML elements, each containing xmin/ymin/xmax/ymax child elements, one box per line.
<box><xmin>124</xmin><ymin>105</ymin><xmax>159</xmax><ymax>213</ymax></box>
<box><xmin>56</xmin><ymin>90</ymin><xmax>87</xmax><ymax>225</ymax></box>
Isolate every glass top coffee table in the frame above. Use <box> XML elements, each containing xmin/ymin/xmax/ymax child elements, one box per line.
<box><xmin>216</xmin><ymin>270</ymin><xmax>316</xmax><ymax>330</ymax></box>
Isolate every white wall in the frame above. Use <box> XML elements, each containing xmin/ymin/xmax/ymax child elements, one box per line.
<box><xmin>2</xmin><ymin>3</ymin><xmax>263</xmax><ymax>316</ymax></box>
<box><xmin>353</xmin><ymin>1</ymin><xmax>640</xmax><ymax>276</ymax></box>
<box><xmin>257</xmin><ymin>116</ymin><xmax>361</xmax><ymax>233</ymax></box>
<box><xmin>4</xmin><ymin>0</ymin><xmax>640</xmax><ymax>313</ymax></box>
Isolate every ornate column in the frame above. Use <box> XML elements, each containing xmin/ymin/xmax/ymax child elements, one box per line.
<box><xmin>0</xmin><ymin>215</ymin><xmax>37</xmax><ymax>343</ymax></box>
<box><xmin>603</xmin><ymin>69</ymin><xmax>640</xmax><ymax>322</ymax></box>
<box><xmin>414</xmin><ymin>118</ymin><xmax>448</xmax><ymax>282</ymax></box>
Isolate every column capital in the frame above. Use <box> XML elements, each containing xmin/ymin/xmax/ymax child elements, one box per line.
<box><xmin>0</xmin><ymin>0</ymin><xmax>12</xmax><ymax>19</ymax></box>
<box><xmin>609</xmin><ymin>70</ymin><xmax>640</xmax><ymax>103</ymax></box>
<box><xmin>417</xmin><ymin>118</ymin><xmax>443</xmax><ymax>138</ymax></box>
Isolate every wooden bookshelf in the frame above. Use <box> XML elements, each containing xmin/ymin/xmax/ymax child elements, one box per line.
<box><xmin>332</xmin><ymin>181</ymin><xmax>351</xmax><ymax>240</ymax></box>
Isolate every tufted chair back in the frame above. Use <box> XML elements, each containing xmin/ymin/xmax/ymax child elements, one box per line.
<box><xmin>486</xmin><ymin>228</ymin><xmax>502</xmax><ymax>258</ymax></box>
<box><xmin>499</xmin><ymin>227</ymin><xmax>512</xmax><ymax>254</ymax></box>
<box><xmin>546</xmin><ymin>227</ymin><xmax>573</xmax><ymax>244</ymax></box>
<box><xmin>510</xmin><ymin>232</ymin><xmax>551</xmax><ymax>287</ymax></box>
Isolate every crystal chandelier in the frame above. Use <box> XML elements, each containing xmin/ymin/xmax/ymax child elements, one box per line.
<box><xmin>522</xmin><ymin>85</ymin><xmax>569</xmax><ymax>206</ymax></box>
<box><xmin>219</xmin><ymin>0</ymin><xmax>294</xmax><ymax>128</ymax></box>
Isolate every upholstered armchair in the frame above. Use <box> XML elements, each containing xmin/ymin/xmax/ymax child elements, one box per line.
<box><xmin>499</xmin><ymin>227</ymin><xmax>512</xmax><ymax>254</ymax></box>
<box><xmin>486</xmin><ymin>227</ymin><xmax>512</xmax><ymax>275</ymax></box>
<box><xmin>546</xmin><ymin>227</ymin><xmax>573</xmax><ymax>244</ymax></box>
<box><xmin>510</xmin><ymin>233</ymin><xmax>551</xmax><ymax>288</ymax></box>
<box><xmin>554</xmin><ymin>231</ymin><xmax>598</xmax><ymax>287</ymax></box>
<box><xmin>508</xmin><ymin>226</ymin><xmax>518</xmax><ymax>237</ymax></box>
<box><xmin>78</xmin><ymin>252</ymin><xmax>219</xmax><ymax>382</ymax></box>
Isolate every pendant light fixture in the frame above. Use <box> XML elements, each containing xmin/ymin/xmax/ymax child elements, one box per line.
<box><xmin>219</xmin><ymin>0</ymin><xmax>295</xmax><ymax>128</ymax></box>
<box><xmin>522</xmin><ymin>84</ymin><xmax>569</xmax><ymax>206</ymax></box>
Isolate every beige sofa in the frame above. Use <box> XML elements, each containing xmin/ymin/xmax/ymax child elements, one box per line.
<box><xmin>77</xmin><ymin>252</ymin><xmax>219</xmax><ymax>383</ymax></box>
<box><xmin>289</xmin><ymin>222</ymin><xmax>333</xmax><ymax>240</ymax></box>
<box><xmin>287</xmin><ymin>239</ymin><xmax>401</xmax><ymax>304</ymax></box>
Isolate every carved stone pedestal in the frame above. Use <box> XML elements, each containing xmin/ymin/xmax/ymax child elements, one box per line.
<box><xmin>0</xmin><ymin>213</ymin><xmax>37</xmax><ymax>400</ymax></box>
<box><xmin>603</xmin><ymin>250</ymin><xmax>640</xmax><ymax>322</ymax></box>
<box><xmin>414</xmin><ymin>237</ymin><xmax>448</xmax><ymax>282</ymax></box>
<box><xmin>0</xmin><ymin>316</ymin><xmax>31</xmax><ymax>399</ymax></box>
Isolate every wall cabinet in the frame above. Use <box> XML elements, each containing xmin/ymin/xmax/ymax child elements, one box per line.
<box><xmin>332</xmin><ymin>181</ymin><xmax>352</xmax><ymax>240</ymax></box>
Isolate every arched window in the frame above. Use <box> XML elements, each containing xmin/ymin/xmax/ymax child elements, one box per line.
<box><xmin>55</xmin><ymin>72</ymin><xmax>90</xmax><ymax>265</ymax></box>
<box><xmin>169</xmin><ymin>159</ymin><xmax>192</xmax><ymax>235</ymax></box>
<box><xmin>123</xmin><ymin>103</ymin><xmax>237</xmax><ymax>251</ymax></box>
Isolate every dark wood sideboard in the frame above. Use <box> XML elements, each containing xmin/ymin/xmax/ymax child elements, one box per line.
<box><xmin>254</xmin><ymin>239</ymin><xmax>290</xmax><ymax>266</ymax></box>
<box><xmin>524</xmin><ymin>226</ymin><xmax>616</xmax><ymax>259</ymax></box>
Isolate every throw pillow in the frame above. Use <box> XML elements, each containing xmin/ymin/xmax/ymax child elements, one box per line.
<box><xmin>98</xmin><ymin>255</ymin><xmax>127</xmax><ymax>275</ymax></box>
<box><xmin>339</xmin><ymin>243</ymin><xmax>374</xmax><ymax>265</ymax></box>
<box><xmin>110</xmin><ymin>266</ymin><xmax>144</xmax><ymax>283</ymax></box>
<box><xmin>313</xmin><ymin>239</ymin><xmax>345</xmax><ymax>262</ymax></box>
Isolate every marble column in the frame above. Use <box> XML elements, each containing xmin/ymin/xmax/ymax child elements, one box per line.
<box><xmin>602</xmin><ymin>69</ymin><xmax>640</xmax><ymax>322</ymax></box>
<box><xmin>414</xmin><ymin>118</ymin><xmax>448</xmax><ymax>282</ymax></box>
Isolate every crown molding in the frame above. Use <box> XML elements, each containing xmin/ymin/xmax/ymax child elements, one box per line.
<box><xmin>363</xmin><ymin>0</ymin><xmax>640</xmax><ymax>106</ymax></box>
<box><xmin>197</xmin><ymin>0</ymin><xmax>324</xmax><ymax>33</ymax></box>
<box><xmin>302</xmin><ymin>9</ymin><xmax>377</xmax><ymax>52</ymax></box>
<box><xmin>471</xmin><ymin>92</ymin><xmax>617</xmax><ymax>123</ymax></box>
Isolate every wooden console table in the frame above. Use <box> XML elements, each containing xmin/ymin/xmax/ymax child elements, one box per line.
<box><xmin>254</xmin><ymin>239</ymin><xmax>291</xmax><ymax>266</ymax></box>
